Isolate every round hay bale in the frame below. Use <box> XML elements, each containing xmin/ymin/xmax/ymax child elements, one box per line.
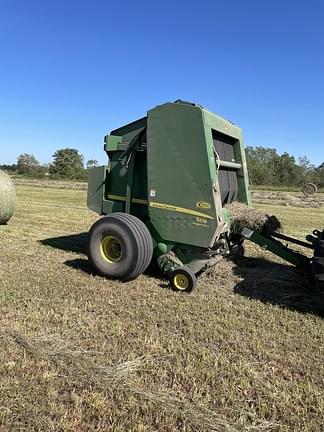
<box><xmin>302</xmin><ymin>182</ymin><xmax>317</xmax><ymax>196</ymax></box>
<box><xmin>0</xmin><ymin>170</ymin><xmax>16</xmax><ymax>224</ymax></box>
<box><xmin>225</xmin><ymin>201</ymin><xmax>281</xmax><ymax>235</ymax></box>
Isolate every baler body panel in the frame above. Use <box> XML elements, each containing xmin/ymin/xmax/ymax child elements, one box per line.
<box><xmin>101</xmin><ymin>117</ymin><xmax>149</xmax><ymax>220</ymax></box>
<box><xmin>110</xmin><ymin>117</ymin><xmax>147</xmax><ymax>143</ymax></box>
<box><xmin>87</xmin><ymin>165</ymin><xmax>107</xmax><ymax>214</ymax></box>
<box><xmin>88</xmin><ymin>100</ymin><xmax>251</xmax><ymax>249</ymax></box>
<box><xmin>105</xmin><ymin>149</ymin><xmax>149</xmax><ymax>220</ymax></box>
<box><xmin>147</xmin><ymin>103</ymin><xmax>220</xmax><ymax>248</ymax></box>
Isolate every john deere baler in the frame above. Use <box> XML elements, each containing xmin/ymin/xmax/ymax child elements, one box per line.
<box><xmin>87</xmin><ymin>100</ymin><xmax>324</xmax><ymax>291</ymax></box>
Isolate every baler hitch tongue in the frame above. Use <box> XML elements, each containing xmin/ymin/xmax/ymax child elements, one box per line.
<box><xmin>240</xmin><ymin>227</ymin><xmax>324</xmax><ymax>289</ymax></box>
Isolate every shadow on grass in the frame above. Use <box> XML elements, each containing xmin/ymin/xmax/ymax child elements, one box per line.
<box><xmin>40</xmin><ymin>232</ymin><xmax>169</xmax><ymax>286</ymax></box>
<box><xmin>64</xmin><ymin>258</ymin><xmax>170</xmax><ymax>288</ymax></box>
<box><xmin>65</xmin><ymin>258</ymin><xmax>93</xmax><ymax>274</ymax></box>
<box><xmin>39</xmin><ymin>232</ymin><xmax>88</xmax><ymax>254</ymax></box>
<box><xmin>40</xmin><ymin>233</ymin><xmax>324</xmax><ymax>315</ymax></box>
<box><xmin>231</xmin><ymin>255</ymin><xmax>324</xmax><ymax>317</ymax></box>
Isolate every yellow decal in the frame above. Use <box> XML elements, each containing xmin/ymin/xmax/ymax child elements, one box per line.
<box><xmin>132</xmin><ymin>197</ymin><xmax>148</xmax><ymax>205</ymax></box>
<box><xmin>107</xmin><ymin>194</ymin><xmax>214</xmax><ymax>220</ymax></box>
<box><xmin>107</xmin><ymin>194</ymin><xmax>126</xmax><ymax>201</ymax></box>
<box><xmin>107</xmin><ymin>194</ymin><xmax>148</xmax><ymax>205</ymax></box>
<box><xmin>149</xmin><ymin>202</ymin><xmax>214</xmax><ymax>219</ymax></box>
<box><xmin>196</xmin><ymin>201</ymin><xmax>211</xmax><ymax>209</ymax></box>
<box><xmin>193</xmin><ymin>217</ymin><xmax>209</xmax><ymax>227</ymax></box>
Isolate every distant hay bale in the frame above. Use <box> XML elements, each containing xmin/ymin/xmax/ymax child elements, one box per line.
<box><xmin>226</xmin><ymin>201</ymin><xmax>281</xmax><ymax>235</ymax></box>
<box><xmin>0</xmin><ymin>170</ymin><xmax>16</xmax><ymax>224</ymax></box>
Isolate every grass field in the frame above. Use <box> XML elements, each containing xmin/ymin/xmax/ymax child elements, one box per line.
<box><xmin>252</xmin><ymin>185</ymin><xmax>324</xmax><ymax>193</ymax></box>
<box><xmin>1</xmin><ymin>184</ymin><xmax>323</xmax><ymax>431</ymax></box>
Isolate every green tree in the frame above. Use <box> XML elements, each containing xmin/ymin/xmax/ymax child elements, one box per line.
<box><xmin>273</xmin><ymin>152</ymin><xmax>299</xmax><ymax>185</ymax></box>
<box><xmin>0</xmin><ymin>164</ymin><xmax>17</xmax><ymax>172</ymax></box>
<box><xmin>245</xmin><ymin>147</ymin><xmax>320</xmax><ymax>187</ymax></box>
<box><xmin>246</xmin><ymin>146</ymin><xmax>279</xmax><ymax>185</ymax></box>
<box><xmin>298</xmin><ymin>156</ymin><xmax>319</xmax><ymax>185</ymax></box>
<box><xmin>86</xmin><ymin>159</ymin><xmax>98</xmax><ymax>169</ymax></box>
<box><xmin>49</xmin><ymin>148</ymin><xmax>85</xmax><ymax>179</ymax></box>
<box><xmin>315</xmin><ymin>163</ymin><xmax>324</xmax><ymax>187</ymax></box>
<box><xmin>17</xmin><ymin>153</ymin><xmax>40</xmax><ymax>175</ymax></box>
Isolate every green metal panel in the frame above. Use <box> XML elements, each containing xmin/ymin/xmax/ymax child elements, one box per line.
<box><xmin>241</xmin><ymin>228</ymin><xmax>310</xmax><ymax>269</ymax></box>
<box><xmin>104</xmin><ymin>135</ymin><xmax>121</xmax><ymax>152</ymax></box>
<box><xmin>203</xmin><ymin>109</ymin><xmax>242</xmax><ymax>139</ymax></box>
<box><xmin>102</xmin><ymin>199</ymin><xmax>124</xmax><ymax>214</ymax></box>
<box><xmin>105</xmin><ymin>149</ymin><xmax>148</xmax><ymax>220</ymax></box>
<box><xmin>87</xmin><ymin>166</ymin><xmax>107</xmax><ymax>214</ymax></box>
<box><xmin>202</xmin><ymin>109</ymin><xmax>251</xmax><ymax>206</ymax></box>
<box><xmin>109</xmin><ymin>117</ymin><xmax>147</xmax><ymax>143</ymax></box>
<box><xmin>147</xmin><ymin>102</ymin><xmax>220</xmax><ymax>248</ymax></box>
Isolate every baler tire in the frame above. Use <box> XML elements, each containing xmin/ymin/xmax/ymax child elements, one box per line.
<box><xmin>169</xmin><ymin>267</ymin><xmax>197</xmax><ymax>293</ymax></box>
<box><xmin>87</xmin><ymin>213</ymin><xmax>153</xmax><ymax>281</ymax></box>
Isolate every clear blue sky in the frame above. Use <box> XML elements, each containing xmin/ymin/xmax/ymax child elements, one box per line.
<box><xmin>0</xmin><ymin>0</ymin><xmax>323</xmax><ymax>166</ymax></box>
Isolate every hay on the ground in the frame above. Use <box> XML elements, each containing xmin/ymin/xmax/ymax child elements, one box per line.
<box><xmin>2</xmin><ymin>329</ymin><xmax>280</xmax><ymax>432</ymax></box>
<box><xmin>0</xmin><ymin>170</ymin><xmax>16</xmax><ymax>224</ymax></box>
<box><xmin>225</xmin><ymin>201</ymin><xmax>281</xmax><ymax>235</ymax></box>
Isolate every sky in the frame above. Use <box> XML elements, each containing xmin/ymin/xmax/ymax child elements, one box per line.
<box><xmin>0</xmin><ymin>0</ymin><xmax>323</xmax><ymax>167</ymax></box>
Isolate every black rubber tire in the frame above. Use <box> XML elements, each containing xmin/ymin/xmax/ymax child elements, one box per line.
<box><xmin>169</xmin><ymin>267</ymin><xmax>197</xmax><ymax>293</ymax></box>
<box><xmin>87</xmin><ymin>213</ymin><xmax>153</xmax><ymax>281</ymax></box>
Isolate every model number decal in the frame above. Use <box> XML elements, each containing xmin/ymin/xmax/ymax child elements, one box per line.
<box><xmin>195</xmin><ymin>217</ymin><xmax>207</xmax><ymax>224</ymax></box>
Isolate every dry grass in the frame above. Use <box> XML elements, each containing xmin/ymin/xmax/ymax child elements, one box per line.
<box><xmin>12</xmin><ymin>176</ymin><xmax>87</xmax><ymax>190</ymax></box>
<box><xmin>0</xmin><ymin>181</ymin><xmax>323</xmax><ymax>431</ymax></box>
<box><xmin>252</xmin><ymin>190</ymin><xmax>324</xmax><ymax>209</ymax></box>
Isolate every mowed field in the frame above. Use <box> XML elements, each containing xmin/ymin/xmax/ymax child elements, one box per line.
<box><xmin>1</xmin><ymin>183</ymin><xmax>324</xmax><ymax>432</ymax></box>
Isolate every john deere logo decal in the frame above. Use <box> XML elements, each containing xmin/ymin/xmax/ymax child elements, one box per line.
<box><xmin>196</xmin><ymin>201</ymin><xmax>211</xmax><ymax>209</ymax></box>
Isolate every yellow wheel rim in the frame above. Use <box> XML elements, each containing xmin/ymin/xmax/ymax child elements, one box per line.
<box><xmin>100</xmin><ymin>236</ymin><xmax>122</xmax><ymax>263</ymax></box>
<box><xmin>173</xmin><ymin>273</ymin><xmax>189</xmax><ymax>291</ymax></box>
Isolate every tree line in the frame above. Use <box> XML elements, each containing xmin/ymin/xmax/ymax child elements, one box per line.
<box><xmin>245</xmin><ymin>147</ymin><xmax>324</xmax><ymax>187</ymax></box>
<box><xmin>0</xmin><ymin>146</ymin><xmax>323</xmax><ymax>187</ymax></box>
<box><xmin>0</xmin><ymin>149</ymin><xmax>98</xmax><ymax>181</ymax></box>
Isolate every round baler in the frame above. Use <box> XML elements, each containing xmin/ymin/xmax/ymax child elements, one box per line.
<box><xmin>86</xmin><ymin>101</ymin><xmax>324</xmax><ymax>292</ymax></box>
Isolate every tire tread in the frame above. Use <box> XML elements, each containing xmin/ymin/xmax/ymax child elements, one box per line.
<box><xmin>93</xmin><ymin>212</ymin><xmax>153</xmax><ymax>280</ymax></box>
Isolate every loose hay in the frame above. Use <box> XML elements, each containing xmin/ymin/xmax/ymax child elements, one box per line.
<box><xmin>0</xmin><ymin>170</ymin><xmax>16</xmax><ymax>224</ymax></box>
<box><xmin>6</xmin><ymin>331</ymin><xmax>148</xmax><ymax>384</ymax></box>
<box><xmin>226</xmin><ymin>202</ymin><xmax>281</xmax><ymax>235</ymax></box>
<box><xmin>252</xmin><ymin>190</ymin><xmax>324</xmax><ymax>209</ymax></box>
<box><xmin>2</xmin><ymin>329</ymin><xmax>280</xmax><ymax>432</ymax></box>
